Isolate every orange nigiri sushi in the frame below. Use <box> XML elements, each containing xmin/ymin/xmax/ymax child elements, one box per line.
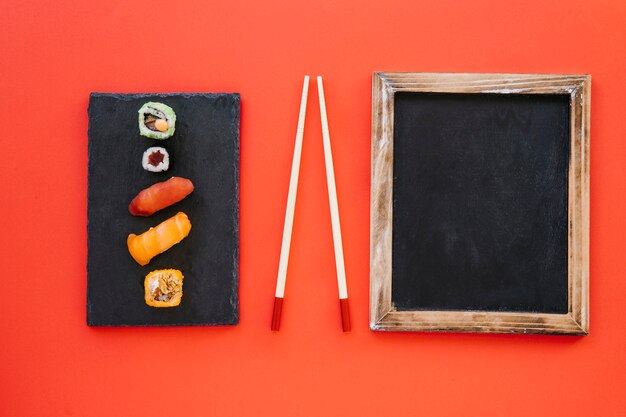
<box><xmin>127</xmin><ymin>212</ymin><xmax>192</xmax><ymax>266</ymax></box>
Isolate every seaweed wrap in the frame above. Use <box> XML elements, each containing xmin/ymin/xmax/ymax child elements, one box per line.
<box><xmin>138</xmin><ymin>102</ymin><xmax>176</xmax><ymax>139</ymax></box>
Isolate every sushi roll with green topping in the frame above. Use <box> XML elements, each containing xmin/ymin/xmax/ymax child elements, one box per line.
<box><xmin>138</xmin><ymin>102</ymin><xmax>176</xmax><ymax>139</ymax></box>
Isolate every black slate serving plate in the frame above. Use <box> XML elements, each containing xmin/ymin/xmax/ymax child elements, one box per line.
<box><xmin>87</xmin><ymin>93</ymin><xmax>239</xmax><ymax>326</ymax></box>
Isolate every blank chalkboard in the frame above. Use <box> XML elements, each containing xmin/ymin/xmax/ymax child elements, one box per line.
<box><xmin>392</xmin><ymin>92</ymin><xmax>570</xmax><ymax>313</ymax></box>
<box><xmin>370</xmin><ymin>73</ymin><xmax>590</xmax><ymax>334</ymax></box>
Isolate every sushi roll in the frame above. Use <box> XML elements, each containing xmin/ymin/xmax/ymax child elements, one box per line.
<box><xmin>142</xmin><ymin>146</ymin><xmax>170</xmax><ymax>172</ymax></box>
<box><xmin>138</xmin><ymin>102</ymin><xmax>176</xmax><ymax>139</ymax></box>
<box><xmin>144</xmin><ymin>269</ymin><xmax>184</xmax><ymax>307</ymax></box>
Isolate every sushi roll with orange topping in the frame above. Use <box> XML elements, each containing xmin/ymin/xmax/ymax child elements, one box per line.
<box><xmin>144</xmin><ymin>269</ymin><xmax>184</xmax><ymax>307</ymax></box>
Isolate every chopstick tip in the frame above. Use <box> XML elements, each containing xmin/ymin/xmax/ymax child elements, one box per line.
<box><xmin>340</xmin><ymin>298</ymin><xmax>351</xmax><ymax>332</ymax></box>
<box><xmin>271</xmin><ymin>297</ymin><xmax>284</xmax><ymax>331</ymax></box>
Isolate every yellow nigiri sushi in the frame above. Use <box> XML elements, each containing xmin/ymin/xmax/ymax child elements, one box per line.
<box><xmin>127</xmin><ymin>212</ymin><xmax>191</xmax><ymax>266</ymax></box>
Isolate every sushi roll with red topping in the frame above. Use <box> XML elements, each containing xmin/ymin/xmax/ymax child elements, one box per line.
<box><xmin>142</xmin><ymin>146</ymin><xmax>169</xmax><ymax>172</ymax></box>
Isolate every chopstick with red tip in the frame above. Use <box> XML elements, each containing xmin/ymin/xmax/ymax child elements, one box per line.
<box><xmin>271</xmin><ymin>76</ymin><xmax>310</xmax><ymax>331</ymax></box>
<box><xmin>316</xmin><ymin>76</ymin><xmax>351</xmax><ymax>332</ymax></box>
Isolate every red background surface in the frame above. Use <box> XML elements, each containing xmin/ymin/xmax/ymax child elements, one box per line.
<box><xmin>1</xmin><ymin>0</ymin><xmax>625</xmax><ymax>416</ymax></box>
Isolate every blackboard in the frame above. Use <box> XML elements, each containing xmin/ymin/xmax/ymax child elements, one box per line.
<box><xmin>370</xmin><ymin>73</ymin><xmax>590</xmax><ymax>335</ymax></box>
<box><xmin>392</xmin><ymin>92</ymin><xmax>570</xmax><ymax>313</ymax></box>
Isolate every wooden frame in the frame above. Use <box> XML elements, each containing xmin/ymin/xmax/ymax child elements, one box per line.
<box><xmin>370</xmin><ymin>72</ymin><xmax>590</xmax><ymax>335</ymax></box>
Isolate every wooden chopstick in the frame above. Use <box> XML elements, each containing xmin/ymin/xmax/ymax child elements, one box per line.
<box><xmin>316</xmin><ymin>76</ymin><xmax>351</xmax><ymax>332</ymax></box>
<box><xmin>271</xmin><ymin>75</ymin><xmax>310</xmax><ymax>331</ymax></box>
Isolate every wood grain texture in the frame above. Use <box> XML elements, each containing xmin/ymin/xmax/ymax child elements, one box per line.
<box><xmin>370</xmin><ymin>72</ymin><xmax>590</xmax><ymax>335</ymax></box>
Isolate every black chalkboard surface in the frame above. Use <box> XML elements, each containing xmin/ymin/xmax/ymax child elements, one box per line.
<box><xmin>370</xmin><ymin>73</ymin><xmax>589</xmax><ymax>334</ymax></box>
<box><xmin>392</xmin><ymin>92</ymin><xmax>570</xmax><ymax>313</ymax></box>
<box><xmin>87</xmin><ymin>93</ymin><xmax>239</xmax><ymax>326</ymax></box>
